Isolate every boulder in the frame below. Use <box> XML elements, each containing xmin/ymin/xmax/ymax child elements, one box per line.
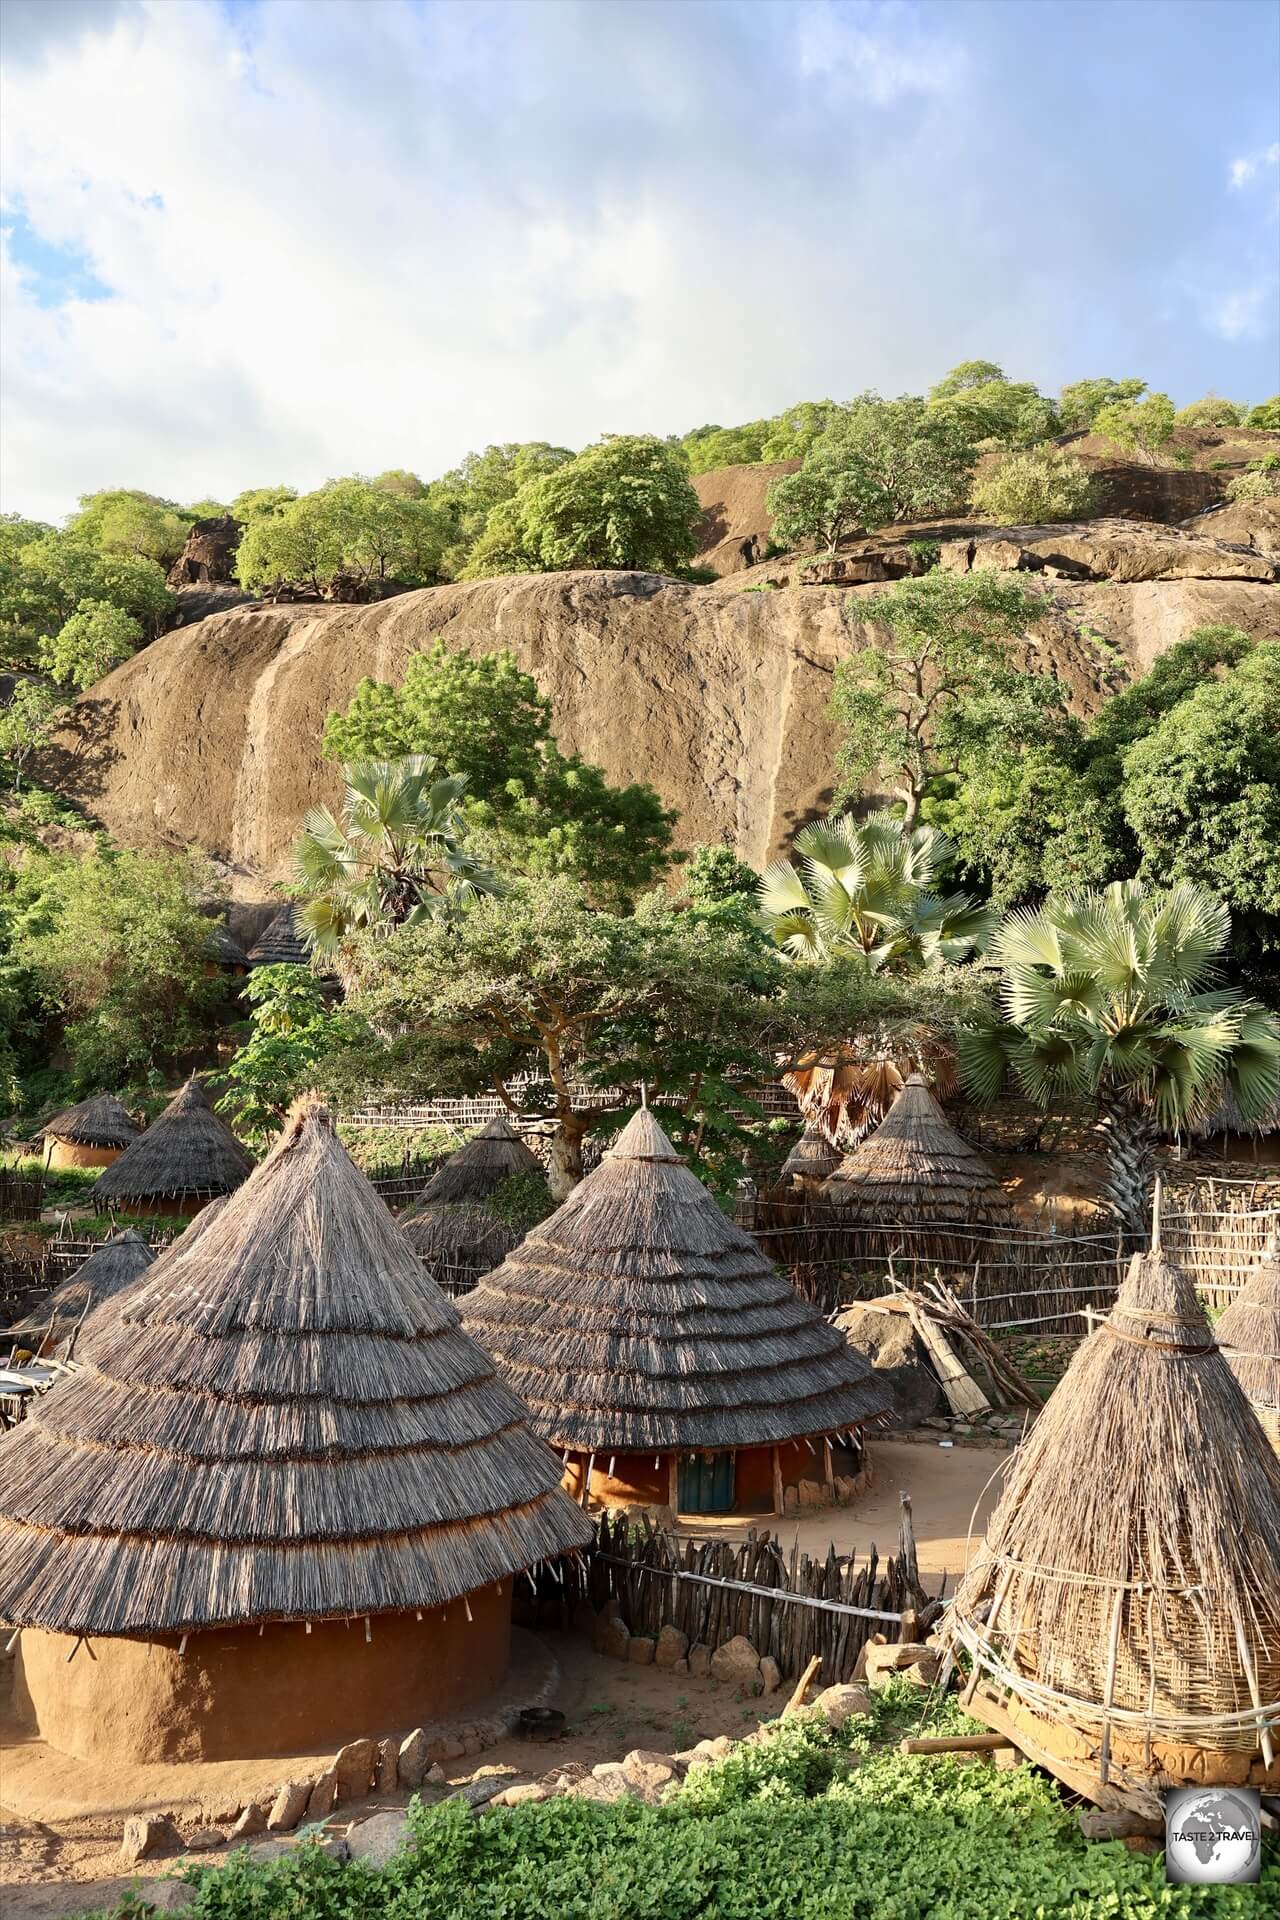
<box><xmin>397</xmin><ymin>1728</ymin><xmax>430</xmax><ymax>1789</ymax></box>
<box><xmin>140</xmin><ymin>1886</ymin><xmax>199</xmax><ymax>1914</ymax></box>
<box><xmin>796</xmin><ymin>1478</ymin><xmax>824</xmax><ymax>1508</ymax></box>
<box><xmin>305</xmin><ymin>1767</ymin><xmax>338</xmax><ymax>1821</ymax></box>
<box><xmin>710</xmin><ymin>1636</ymin><xmax>762</xmax><ymax>1690</ymax></box>
<box><xmin>687</xmin><ymin>1642</ymin><xmax>712</xmax><ymax>1678</ymax></box>
<box><xmin>833</xmin><ymin>1302</ymin><xmax>940</xmax><ymax>1427</ymax></box>
<box><xmin>166</xmin><ymin>515</ymin><xmax>242</xmax><ymax>589</ymax></box>
<box><xmin>601</xmin><ymin>1613</ymin><xmax>632</xmax><ymax>1661</ymax></box>
<box><xmin>375</xmin><ymin>1736</ymin><xmax>399</xmax><ymax>1793</ymax></box>
<box><xmin>1184</xmin><ymin>497</ymin><xmax>1280</xmax><ymax>560</ymax></box>
<box><xmin>941</xmin><ymin>519</ymin><xmax>1275</xmax><ymax>585</ymax></box>
<box><xmin>425</xmin><ymin>1763</ymin><xmax>446</xmax><ymax>1785</ymax></box>
<box><xmin>183</xmin><ymin>1829</ymin><xmax>225</xmax><ymax>1852</ymax></box>
<box><xmin>266</xmin><ymin>1781</ymin><xmax>312</xmax><ymax>1832</ymax></box>
<box><xmin>244</xmin><ymin>1836</ymin><xmax>299</xmax><ymax>1865</ymax></box>
<box><xmin>864</xmin><ymin>1643</ymin><xmax>937</xmax><ymax>1691</ymax></box>
<box><xmin>448</xmin><ymin>1776</ymin><xmax>509</xmax><ymax>1808</ymax></box>
<box><xmin>228</xmin><ymin>1803</ymin><xmax>267</xmax><ymax>1841</ymax></box>
<box><xmin>1079</xmin><ymin>1807</ymin><xmax>1163</xmax><ymax>1841</ymax></box>
<box><xmin>333</xmin><ymin>1737</ymin><xmax>378</xmax><ymax>1802</ymax></box>
<box><xmin>621</xmin><ymin>1750</ymin><xmax>677</xmax><ymax>1798</ymax></box>
<box><xmin>628</xmin><ymin>1634</ymin><xmax>656</xmax><ymax>1665</ymax></box>
<box><xmin>811</xmin><ymin>1683</ymin><xmax>873</xmax><ymax>1728</ymax></box>
<box><xmin>654</xmin><ymin>1624</ymin><xmax>690</xmax><ymax>1668</ymax></box>
<box><xmin>759</xmin><ymin>1656</ymin><xmax>782</xmax><ymax>1695</ymax></box>
<box><xmin>119</xmin><ymin>1814</ymin><xmax>184</xmax><ymax>1865</ymax></box>
<box><xmin>346</xmin><ymin>1810</ymin><xmax>415</xmax><ymax>1867</ymax></box>
<box><xmin>493</xmin><ymin>1782</ymin><xmax>550</xmax><ymax>1807</ymax></box>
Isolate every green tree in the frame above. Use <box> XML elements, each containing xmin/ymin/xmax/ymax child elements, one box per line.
<box><xmin>759</xmin><ymin>401</ymin><xmax>844</xmax><ymax>462</ymax></box>
<box><xmin>6</xmin><ymin>848</ymin><xmax>221</xmax><ymax>1082</ymax></box>
<box><xmin>371</xmin><ymin>469</ymin><xmax>428</xmax><ymax>498</ymax></box>
<box><xmin>1093</xmin><ymin>391</ymin><xmax>1176</xmax><ymax>464</ymax></box>
<box><xmin>971</xmin><ymin>447</ymin><xmax>1100</xmax><ymax>524</ymax></box>
<box><xmin>295</xmin><ymin>756</ymin><xmax>498</xmax><ymax>959</ymax></box>
<box><xmin>465</xmin><ymin>435</ymin><xmax>701</xmax><ymax>577</ymax></box>
<box><xmin>431</xmin><ymin>441</ymin><xmax>575</xmax><ymax>577</ymax></box>
<box><xmin>0</xmin><ymin>680</ymin><xmax>64</xmax><ymax>788</ymax></box>
<box><xmin>766</xmin><ymin>397</ymin><xmax>977</xmax><ymax>556</ymax></box>
<box><xmin>4</xmin><ymin>532</ymin><xmax>173</xmax><ymax>663</ymax></box>
<box><xmin>1057</xmin><ymin>377</ymin><xmax>1146</xmax><ymax>431</ymax></box>
<box><xmin>1175</xmin><ymin>394</ymin><xmax>1244</xmax><ymax>428</ymax></box>
<box><xmin>681</xmin><ymin>422</ymin><xmax>771</xmax><ymax>474</ymax></box>
<box><xmin>1226</xmin><ymin>456</ymin><xmax>1280</xmax><ymax>505</ymax></box>
<box><xmin>830</xmin><ymin>570</ymin><xmax>1053</xmax><ymax>826</ymax></box>
<box><xmin>234</xmin><ymin>479</ymin><xmax>450</xmax><ymax>594</ymax></box>
<box><xmin>924</xmin><ymin>742</ymin><xmax>1115</xmax><ymax>908</ymax></box>
<box><xmin>1122</xmin><ymin>644</ymin><xmax>1280</xmax><ymax>945</ymax></box>
<box><xmin>216</xmin><ymin>964</ymin><xmax>347</xmax><ymax>1146</ymax></box>
<box><xmin>40</xmin><ymin>600</ymin><xmax>141</xmax><ymax>690</ymax></box>
<box><xmin>958</xmin><ymin>881</ymin><xmax>1280</xmax><ymax>1243</ymax></box>
<box><xmin>66</xmin><ymin>489</ymin><xmax>191</xmax><ymax>566</ymax></box>
<box><xmin>680</xmin><ymin>843</ymin><xmax>760</xmax><ymax>907</ymax></box>
<box><xmin>1244</xmin><ymin>396</ymin><xmax>1280</xmax><ymax>429</ymax></box>
<box><xmin>929</xmin><ymin>362</ymin><xmax>1058</xmax><ymax>446</ymax></box>
<box><xmin>182</xmin><ymin>497</ymin><xmax>231</xmax><ymax>521</ymax></box>
<box><xmin>229</xmin><ymin>485</ymin><xmax>297</xmax><ymax>523</ymax></box>
<box><xmin>758</xmin><ymin>814</ymin><xmax>991</xmax><ymax>968</ymax></box>
<box><xmin>322</xmin><ymin>641</ymin><xmax>678</xmax><ymax>909</ymax></box>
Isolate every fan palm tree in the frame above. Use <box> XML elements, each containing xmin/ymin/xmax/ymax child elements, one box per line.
<box><xmin>957</xmin><ymin>879</ymin><xmax>1280</xmax><ymax>1244</ymax></box>
<box><xmin>758</xmin><ymin>813</ymin><xmax>993</xmax><ymax>970</ymax></box>
<box><xmin>295</xmin><ymin>756</ymin><xmax>499</xmax><ymax>957</ymax></box>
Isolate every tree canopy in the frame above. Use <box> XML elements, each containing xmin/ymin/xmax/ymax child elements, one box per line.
<box><xmin>234</xmin><ymin>478</ymin><xmax>451</xmax><ymax>594</ymax></box>
<box><xmin>766</xmin><ymin>396</ymin><xmax>978</xmax><ymax>555</ymax></box>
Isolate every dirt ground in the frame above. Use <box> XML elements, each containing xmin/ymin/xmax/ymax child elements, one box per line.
<box><xmin>0</xmin><ymin>1439</ymin><xmax>1002</xmax><ymax>1917</ymax></box>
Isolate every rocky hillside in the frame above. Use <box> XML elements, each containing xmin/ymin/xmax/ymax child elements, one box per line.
<box><xmin>42</xmin><ymin>524</ymin><xmax>1278</xmax><ymax>896</ymax></box>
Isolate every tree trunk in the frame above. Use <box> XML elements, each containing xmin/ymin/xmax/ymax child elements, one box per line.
<box><xmin>548</xmin><ymin>1115</ymin><xmax>588</xmax><ymax>1200</ymax></box>
<box><xmin>1098</xmin><ymin>1099</ymin><xmax>1160</xmax><ymax>1251</ymax></box>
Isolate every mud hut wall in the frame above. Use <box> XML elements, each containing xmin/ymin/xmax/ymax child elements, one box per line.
<box><xmin>43</xmin><ymin>1141</ymin><xmax>123</xmax><ymax>1172</ymax></box>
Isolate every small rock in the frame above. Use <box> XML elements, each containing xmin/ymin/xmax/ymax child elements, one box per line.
<box><xmin>267</xmin><ymin>1781</ymin><xmax>312</xmax><ymax>1833</ymax></box>
<box><xmin>582</xmin><ymin>1762</ymin><xmax>629</xmax><ymax>1802</ymax></box>
<box><xmin>493</xmin><ymin>1782</ymin><xmax>549</xmax><ymax>1807</ymax></box>
<box><xmin>687</xmin><ymin>1642</ymin><xmax>712</xmax><ymax>1678</ymax></box>
<box><xmin>229</xmin><ymin>1803</ymin><xmax>267</xmax><ymax>1842</ymax></box>
<box><xmin>305</xmin><ymin>1767</ymin><xmax>338</xmax><ymax>1822</ymax></box>
<box><xmin>797</xmin><ymin>1478</ymin><xmax>824</xmax><ymax>1508</ymax></box>
<box><xmin>398</xmin><ymin>1728</ymin><xmax>430</xmax><ymax>1788</ymax></box>
<box><xmin>695</xmin><ymin>1734</ymin><xmax>733</xmax><ymax>1759</ymax></box>
<box><xmin>902</xmin><ymin>1654</ymin><xmax>942</xmax><ymax>1687</ymax></box>
<box><xmin>654</xmin><ymin>1624</ymin><xmax>689</xmax><ymax>1668</ymax></box>
<box><xmin>621</xmin><ymin>1750</ymin><xmax>676</xmax><ymax>1798</ymax></box>
<box><xmin>864</xmin><ymin>1642</ymin><xmax>935</xmax><ymax>1691</ymax></box>
<box><xmin>782</xmin><ymin>1484</ymin><xmax>799</xmax><ymax>1513</ymax></box>
<box><xmin>671</xmin><ymin>1656</ymin><xmax>689</xmax><ymax>1674</ymax></box>
<box><xmin>431</xmin><ymin>1733</ymin><xmax>466</xmax><ymax>1761</ymax></box>
<box><xmin>120</xmin><ymin>1814</ymin><xmax>184</xmax><ymax>1865</ymax></box>
<box><xmin>602</xmin><ymin>1613</ymin><xmax>632</xmax><ymax>1661</ymax></box>
<box><xmin>449</xmin><ymin>1776</ymin><xmax>507</xmax><ymax>1808</ymax></box>
<box><xmin>710</xmin><ymin>1634</ymin><xmax>762</xmax><ymax>1690</ymax></box>
<box><xmin>346</xmin><ymin>1810</ymin><xmax>414</xmax><ymax>1867</ymax></box>
<box><xmin>811</xmin><ymin>1683</ymin><xmax>873</xmax><ymax>1729</ymax></box>
<box><xmin>628</xmin><ymin>1635</ymin><xmax>656</xmax><ymax>1665</ymax></box>
<box><xmin>425</xmin><ymin>1763</ymin><xmax>446</xmax><ymax>1786</ymax></box>
<box><xmin>140</xmin><ymin>1886</ymin><xmax>199</xmax><ymax>1914</ymax></box>
<box><xmin>183</xmin><ymin>1828</ymin><xmax>224</xmax><ymax>1852</ymax></box>
<box><xmin>759</xmin><ymin>1656</ymin><xmax>782</xmax><ymax>1695</ymax></box>
<box><xmin>376</xmin><ymin>1735</ymin><xmax>399</xmax><ymax>1793</ymax></box>
<box><xmin>245</xmin><ymin>1836</ymin><xmax>298</xmax><ymax>1865</ymax></box>
<box><xmin>592</xmin><ymin>1597</ymin><xmax>624</xmax><ymax>1654</ymax></box>
<box><xmin>333</xmin><ymin>1737</ymin><xmax>377</xmax><ymax>1802</ymax></box>
<box><xmin>1078</xmin><ymin>1807</ymin><xmax>1163</xmax><ymax>1841</ymax></box>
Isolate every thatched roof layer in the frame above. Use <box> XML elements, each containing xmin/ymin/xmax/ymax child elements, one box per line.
<box><xmin>461</xmin><ymin>1108</ymin><xmax>893</xmax><ymax>1453</ymax></box>
<box><xmin>205</xmin><ymin>920</ymin><xmax>249</xmax><ymax>967</ymax></box>
<box><xmin>10</xmin><ymin>1231</ymin><xmax>156</xmax><ymax>1347</ymax></box>
<box><xmin>1215</xmin><ymin>1251</ymin><xmax>1280</xmax><ymax>1413</ymax></box>
<box><xmin>92</xmin><ymin>1078</ymin><xmax>255</xmax><ymax>1206</ymax></box>
<box><xmin>246</xmin><ymin>904</ymin><xmax>311</xmax><ymax>968</ymax></box>
<box><xmin>39</xmin><ymin>1094</ymin><xmax>139</xmax><ymax>1151</ymax></box>
<box><xmin>949</xmin><ymin>1248</ymin><xmax>1280</xmax><ymax>1753</ymax></box>
<box><xmin>1188</xmin><ymin>1086</ymin><xmax>1280</xmax><ymax>1138</ymax></box>
<box><xmin>778</xmin><ymin>1123</ymin><xmax>839</xmax><ymax>1186</ymax></box>
<box><xmin>403</xmin><ymin>1202</ymin><xmax>524</xmax><ymax>1289</ymax></box>
<box><xmin>822</xmin><ymin>1074</ymin><xmax>1011</xmax><ymax>1224</ymax></box>
<box><xmin>0</xmin><ymin>1101</ymin><xmax>591</xmax><ymax>1637</ymax></box>
<box><xmin>404</xmin><ymin>1118</ymin><xmax>543</xmax><ymax>1215</ymax></box>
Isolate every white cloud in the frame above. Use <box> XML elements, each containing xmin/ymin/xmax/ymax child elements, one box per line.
<box><xmin>1229</xmin><ymin>141</ymin><xmax>1280</xmax><ymax>188</ymax></box>
<box><xmin>796</xmin><ymin>0</ymin><xmax>961</xmax><ymax>104</ymax></box>
<box><xmin>1209</xmin><ymin>284</ymin><xmax>1268</xmax><ymax>341</ymax></box>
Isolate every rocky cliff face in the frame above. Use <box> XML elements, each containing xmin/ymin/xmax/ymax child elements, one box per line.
<box><xmin>44</xmin><ymin>555</ymin><xmax>1278</xmax><ymax>898</ymax></box>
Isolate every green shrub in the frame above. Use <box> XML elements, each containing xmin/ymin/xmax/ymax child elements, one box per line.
<box><xmin>971</xmin><ymin>446</ymin><xmax>1101</xmax><ymax>524</ymax></box>
<box><xmin>1226</xmin><ymin>458</ymin><xmax>1280</xmax><ymax>505</ymax></box>
<box><xmin>1175</xmin><ymin>394</ymin><xmax>1245</xmax><ymax>428</ymax></box>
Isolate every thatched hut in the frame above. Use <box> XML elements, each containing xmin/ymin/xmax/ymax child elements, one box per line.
<box><xmin>246</xmin><ymin>903</ymin><xmax>311</xmax><ymax>968</ymax></box>
<box><xmin>91</xmin><ymin>1077</ymin><xmax>255</xmax><ymax>1218</ymax></box>
<box><xmin>8</xmin><ymin>1230</ymin><xmax>155</xmax><ymax>1358</ymax></box>
<box><xmin>401</xmin><ymin>1120</ymin><xmax>546</xmax><ymax>1293</ymax></box>
<box><xmin>462</xmin><ymin>1109</ymin><xmax>892</xmax><ymax>1516</ymax></box>
<box><xmin>39</xmin><ymin>1094</ymin><xmax>139</xmax><ymax>1171</ymax></box>
<box><xmin>946</xmin><ymin>1247</ymin><xmax>1280</xmax><ymax>1807</ymax></box>
<box><xmin>204</xmin><ymin>918</ymin><xmax>249</xmax><ymax>976</ymax></box>
<box><xmin>821</xmin><ymin>1074</ymin><xmax>1012</xmax><ymax>1226</ymax></box>
<box><xmin>777</xmin><ymin>1122</ymin><xmax>839</xmax><ymax>1193</ymax></box>
<box><xmin>0</xmin><ymin>1100</ymin><xmax>591</xmax><ymax>1765</ymax></box>
<box><xmin>1214</xmin><ymin>1249</ymin><xmax>1280</xmax><ymax>1452</ymax></box>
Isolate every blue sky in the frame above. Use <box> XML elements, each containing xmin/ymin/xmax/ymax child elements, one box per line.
<box><xmin>1</xmin><ymin>0</ymin><xmax>1277</xmax><ymax>522</ymax></box>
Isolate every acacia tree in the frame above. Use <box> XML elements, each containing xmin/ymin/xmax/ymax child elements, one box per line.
<box><xmin>466</xmin><ymin>434</ymin><xmax>701</xmax><ymax>577</ymax></box>
<box><xmin>1057</xmin><ymin>377</ymin><xmax>1146</xmax><ymax>432</ymax></box>
<box><xmin>830</xmin><ymin>569</ymin><xmax>1055</xmax><ymax>826</ymax></box>
<box><xmin>235</xmin><ymin>479</ymin><xmax>450</xmax><ymax>594</ymax></box>
<box><xmin>928</xmin><ymin>362</ymin><xmax>1059</xmax><ymax>446</ymax></box>
<box><xmin>958</xmin><ymin>880</ymin><xmax>1280</xmax><ymax>1243</ymax></box>
<box><xmin>766</xmin><ymin>396</ymin><xmax>977</xmax><ymax>555</ymax></box>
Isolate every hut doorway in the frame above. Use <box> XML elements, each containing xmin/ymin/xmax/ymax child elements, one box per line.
<box><xmin>679</xmin><ymin>1451</ymin><xmax>736</xmax><ymax>1514</ymax></box>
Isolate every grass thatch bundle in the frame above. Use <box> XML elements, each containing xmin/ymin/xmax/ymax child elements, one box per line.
<box><xmin>1214</xmin><ymin>1248</ymin><xmax>1280</xmax><ymax>1445</ymax></box>
<box><xmin>402</xmin><ymin>1203</ymin><xmax>524</xmax><ymax>1293</ymax></box>
<box><xmin>403</xmin><ymin>1117</ymin><xmax>543</xmax><ymax>1213</ymax></box>
<box><xmin>461</xmin><ymin>1108</ymin><xmax>893</xmax><ymax>1454</ymax></box>
<box><xmin>948</xmin><ymin>1247</ymin><xmax>1280</xmax><ymax>1770</ymax></box>
<box><xmin>1188</xmin><ymin>1086</ymin><xmax>1280</xmax><ymax>1138</ymax></box>
<box><xmin>246</xmin><ymin>903</ymin><xmax>311</xmax><ymax>968</ymax></box>
<box><xmin>205</xmin><ymin>920</ymin><xmax>249</xmax><ymax>968</ymax></box>
<box><xmin>0</xmin><ymin>1097</ymin><xmax>591</xmax><ymax>1637</ymax></box>
<box><xmin>822</xmin><ymin>1074</ymin><xmax>1012</xmax><ymax>1225</ymax></box>
<box><xmin>39</xmin><ymin>1094</ymin><xmax>139</xmax><ymax>1152</ymax></box>
<box><xmin>92</xmin><ymin>1077</ymin><xmax>255</xmax><ymax>1208</ymax></box>
<box><xmin>9</xmin><ymin>1230</ymin><xmax>156</xmax><ymax>1352</ymax></box>
<box><xmin>778</xmin><ymin>1122</ymin><xmax>839</xmax><ymax>1189</ymax></box>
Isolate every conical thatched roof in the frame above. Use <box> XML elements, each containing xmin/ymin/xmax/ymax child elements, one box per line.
<box><xmin>246</xmin><ymin>904</ymin><xmax>311</xmax><ymax>968</ymax></box>
<box><xmin>461</xmin><ymin>1108</ymin><xmax>893</xmax><ymax>1454</ymax></box>
<box><xmin>205</xmin><ymin>920</ymin><xmax>249</xmax><ymax>968</ymax></box>
<box><xmin>403</xmin><ymin>1203</ymin><xmax>524</xmax><ymax>1293</ymax></box>
<box><xmin>778</xmin><ymin>1122</ymin><xmax>839</xmax><ymax>1188</ymax></box>
<box><xmin>822</xmin><ymin>1074</ymin><xmax>1011</xmax><ymax>1223</ymax></box>
<box><xmin>39</xmin><ymin>1094</ymin><xmax>139</xmax><ymax>1151</ymax></box>
<box><xmin>1215</xmin><ymin>1249</ymin><xmax>1280</xmax><ymax>1419</ymax></box>
<box><xmin>1188</xmin><ymin>1085</ymin><xmax>1280</xmax><ymax>1138</ymax></box>
<box><xmin>403</xmin><ymin>1118</ymin><xmax>543</xmax><ymax>1216</ymax></box>
<box><xmin>949</xmin><ymin>1248</ymin><xmax>1280</xmax><ymax>1762</ymax></box>
<box><xmin>9</xmin><ymin>1230</ymin><xmax>156</xmax><ymax>1349</ymax></box>
<box><xmin>0</xmin><ymin>1100</ymin><xmax>592</xmax><ymax>1637</ymax></box>
<box><xmin>92</xmin><ymin>1078</ymin><xmax>255</xmax><ymax>1208</ymax></box>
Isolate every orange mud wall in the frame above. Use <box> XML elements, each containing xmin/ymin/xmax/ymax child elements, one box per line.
<box><xmin>42</xmin><ymin>1140</ymin><xmax>123</xmax><ymax>1171</ymax></box>
<box><xmin>13</xmin><ymin>1580</ymin><xmax>511</xmax><ymax>1764</ymax></box>
<box><xmin>563</xmin><ymin>1437</ymin><xmax>869</xmax><ymax>1515</ymax></box>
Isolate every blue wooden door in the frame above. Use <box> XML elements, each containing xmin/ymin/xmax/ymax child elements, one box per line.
<box><xmin>678</xmin><ymin>1451</ymin><xmax>735</xmax><ymax>1513</ymax></box>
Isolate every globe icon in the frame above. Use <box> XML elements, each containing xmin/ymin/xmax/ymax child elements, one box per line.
<box><xmin>1165</xmin><ymin>1788</ymin><xmax>1262</xmax><ymax>1885</ymax></box>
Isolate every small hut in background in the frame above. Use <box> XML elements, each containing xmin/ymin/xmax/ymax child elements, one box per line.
<box><xmin>946</xmin><ymin>1245</ymin><xmax>1280</xmax><ymax>1811</ymax></box>
<box><xmin>776</xmin><ymin>1122</ymin><xmax>839</xmax><ymax>1194</ymax></box>
<box><xmin>38</xmin><ymin>1095</ymin><xmax>139</xmax><ymax>1171</ymax></box>
<box><xmin>1215</xmin><ymin>1248</ymin><xmax>1280</xmax><ymax>1453</ymax></box>
<box><xmin>463</xmin><ymin>1109</ymin><xmax>892</xmax><ymax>1517</ymax></box>
<box><xmin>401</xmin><ymin>1118</ymin><xmax>547</xmax><ymax>1294</ymax></box>
<box><xmin>822</xmin><ymin>1074</ymin><xmax>1012</xmax><ymax>1227</ymax></box>
<box><xmin>8</xmin><ymin>1231</ymin><xmax>155</xmax><ymax>1359</ymax></box>
<box><xmin>246</xmin><ymin>903</ymin><xmax>311</xmax><ymax>968</ymax></box>
<box><xmin>204</xmin><ymin>919</ymin><xmax>249</xmax><ymax>977</ymax></box>
<box><xmin>92</xmin><ymin>1077</ymin><xmax>254</xmax><ymax>1217</ymax></box>
<box><xmin>0</xmin><ymin>1099</ymin><xmax>590</xmax><ymax>1765</ymax></box>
